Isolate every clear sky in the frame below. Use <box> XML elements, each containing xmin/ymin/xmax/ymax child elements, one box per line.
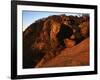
<box><xmin>22</xmin><ymin>11</ymin><xmax>83</xmax><ymax>31</ymax></box>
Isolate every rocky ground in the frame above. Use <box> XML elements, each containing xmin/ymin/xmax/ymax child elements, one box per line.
<box><xmin>35</xmin><ymin>38</ymin><xmax>89</xmax><ymax>67</ymax></box>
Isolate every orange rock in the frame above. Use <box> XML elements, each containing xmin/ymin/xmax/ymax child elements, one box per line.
<box><xmin>79</xmin><ymin>21</ymin><xmax>89</xmax><ymax>37</ymax></box>
<box><xmin>64</xmin><ymin>39</ymin><xmax>76</xmax><ymax>48</ymax></box>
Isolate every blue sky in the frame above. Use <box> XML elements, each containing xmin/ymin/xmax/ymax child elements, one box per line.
<box><xmin>22</xmin><ymin>11</ymin><xmax>83</xmax><ymax>31</ymax></box>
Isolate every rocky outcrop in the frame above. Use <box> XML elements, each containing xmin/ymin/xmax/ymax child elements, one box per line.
<box><xmin>23</xmin><ymin>14</ymin><xmax>89</xmax><ymax>68</ymax></box>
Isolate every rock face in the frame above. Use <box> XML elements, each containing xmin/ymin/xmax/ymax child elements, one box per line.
<box><xmin>35</xmin><ymin>38</ymin><xmax>89</xmax><ymax>67</ymax></box>
<box><xmin>23</xmin><ymin>14</ymin><xmax>89</xmax><ymax>68</ymax></box>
